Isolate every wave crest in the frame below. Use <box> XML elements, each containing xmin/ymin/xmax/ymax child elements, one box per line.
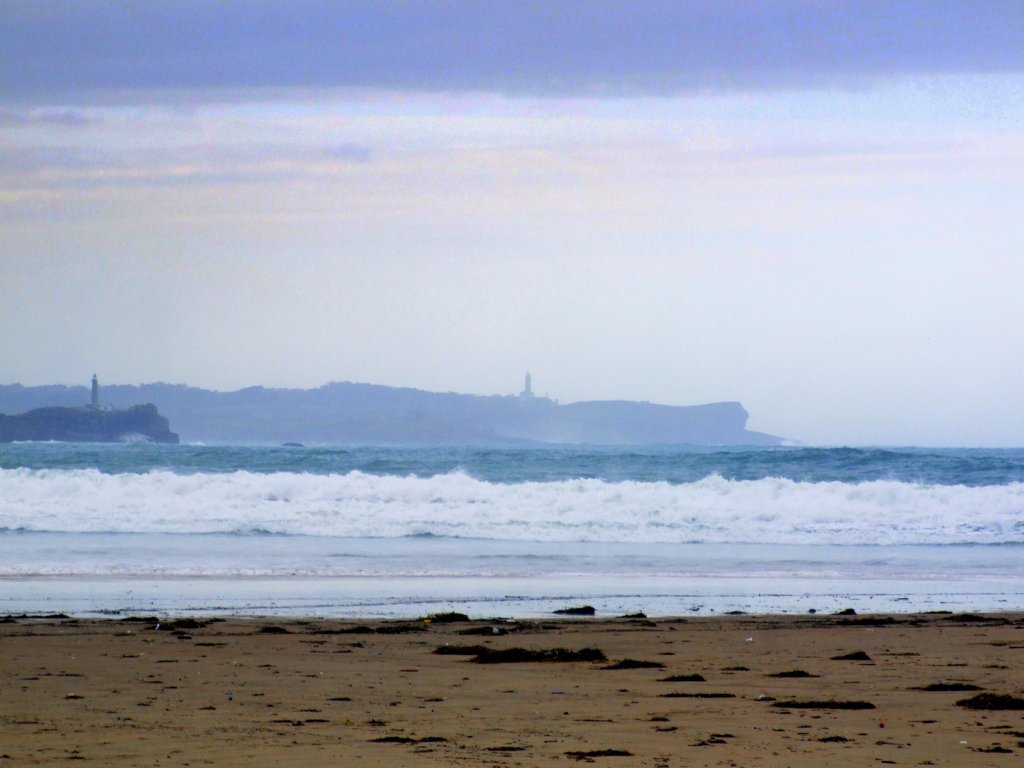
<box><xmin>0</xmin><ymin>468</ymin><xmax>1021</xmax><ymax>545</ymax></box>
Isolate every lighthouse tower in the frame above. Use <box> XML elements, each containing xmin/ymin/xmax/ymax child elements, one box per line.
<box><xmin>520</xmin><ymin>372</ymin><xmax>534</xmax><ymax>399</ymax></box>
<box><xmin>90</xmin><ymin>374</ymin><xmax>99</xmax><ymax>409</ymax></box>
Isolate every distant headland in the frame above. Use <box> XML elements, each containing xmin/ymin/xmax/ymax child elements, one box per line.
<box><xmin>0</xmin><ymin>376</ymin><xmax>179</xmax><ymax>444</ymax></box>
<box><xmin>0</xmin><ymin>375</ymin><xmax>780</xmax><ymax>446</ymax></box>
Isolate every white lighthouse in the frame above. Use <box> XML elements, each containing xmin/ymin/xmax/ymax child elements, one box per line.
<box><xmin>90</xmin><ymin>374</ymin><xmax>99</xmax><ymax>409</ymax></box>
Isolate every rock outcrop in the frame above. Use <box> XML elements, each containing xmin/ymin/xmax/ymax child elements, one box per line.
<box><xmin>0</xmin><ymin>403</ymin><xmax>179</xmax><ymax>444</ymax></box>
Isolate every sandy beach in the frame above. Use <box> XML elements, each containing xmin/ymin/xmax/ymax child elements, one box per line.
<box><xmin>2</xmin><ymin>612</ymin><xmax>1023</xmax><ymax>766</ymax></box>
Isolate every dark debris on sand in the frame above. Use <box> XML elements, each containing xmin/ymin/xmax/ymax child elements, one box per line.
<box><xmin>660</xmin><ymin>673</ymin><xmax>706</xmax><ymax>682</ymax></box>
<box><xmin>471</xmin><ymin>647</ymin><xmax>607</xmax><ymax>664</ymax></box>
<box><xmin>554</xmin><ymin>606</ymin><xmax>597</xmax><ymax>616</ymax></box>
<box><xmin>956</xmin><ymin>693</ymin><xmax>1024</xmax><ymax>710</ymax></box>
<box><xmin>771</xmin><ymin>699</ymin><xmax>876</xmax><ymax>710</ymax></box>
<box><xmin>915</xmin><ymin>682</ymin><xmax>984</xmax><ymax>692</ymax></box>
<box><xmin>433</xmin><ymin>644</ymin><xmax>490</xmax><ymax>656</ymax></box>
<box><xmin>314</xmin><ymin>622</ymin><xmax>426</xmax><ymax>635</ymax></box>
<box><xmin>768</xmin><ymin>670</ymin><xmax>819</xmax><ymax>678</ymax></box>
<box><xmin>601</xmin><ymin>659</ymin><xmax>666</xmax><ymax>670</ymax></box>
<box><xmin>565</xmin><ymin>748</ymin><xmax>633</xmax><ymax>760</ymax></box>
<box><xmin>941</xmin><ymin>613</ymin><xmax>1012</xmax><ymax>625</ymax></box>
<box><xmin>155</xmin><ymin>619</ymin><xmax>214</xmax><ymax>632</ymax></box>
<box><xmin>692</xmin><ymin>733</ymin><xmax>735</xmax><ymax>746</ymax></box>
<box><xmin>258</xmin><ymin>625</ymin><xmax>290</xmax><ymax>634</ymax></box>
<box><xmin>370</xmin><ymin>735</ymin><xmax>448</xmax><ymax>744</ymax></box>
<box><xmin>424</xmin><ymin>612</ymin><xmax>471</xmax><ymax>623</ymax></box>
<box><xmin>831</xmin><ymin>651</ymin><xmax>872</xmax><ymax>661</ymax></box>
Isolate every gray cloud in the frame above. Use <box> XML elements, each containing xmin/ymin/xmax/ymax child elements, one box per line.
<box><xmin>0</xmin><ymin>107</ymin><xmax>98</xmax><ymax>125</ymax></box>
<box><xmin>320</xmin><ymin>143</ymin><xmax>374</xmax><ymax>163</ymax></box>
<box><xmin>0</xmin><ymin>139</ymin><xmax>374</xmax><ymax>189</ymax></box>
<box><xmin>2</xmin><ymin>1</ymin><xmax>1022</xmax><ymax>103</ymax></box>
<box><xmin>724</xmin><ymin>137</ymin><xmax>963</xmax><ymax>163</ymax></box>
<box><xmin>0</xmin><ymin>146</ymin><xmax>119</xmax><ymax>173</ymax></box>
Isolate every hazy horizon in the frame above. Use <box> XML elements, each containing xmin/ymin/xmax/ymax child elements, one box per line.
<box><xmin>3</xmin><ymin>1</ymin><xmax>1023</xmax><ymax>446</ymax></box>
<box><xmin>4</xmin><ymin>374</ymin><xmax>1024</xmax><ymax>448</ymax></box>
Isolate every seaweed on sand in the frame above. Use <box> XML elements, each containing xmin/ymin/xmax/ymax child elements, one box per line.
<box><xmin>772</xmin><ymin>700</ymin><xmax>875</xmax><ymax>710</ymax></box>
<box><xmin>471</xmin><ymin>647</ymin><xmax>606</xmax><ymax>664</ymax></box>
<box><xmin>424</xmin><ymin>612</ymin><xmax>471</xmax><ymax>623</ymax></box>
<box><xmin>956</xmin><ymin>693</ymin><xmax>1024</xmax><ymax>710</ymax></box>
<box><xmin>915</xmin><ymin>683</ymin><xmax>983</xmax><ymax>692</ymax></box>
<box><xmin>433</xmin><ymin>644</ymin><xmax>490</xmax><ymax>656</ymax></box>
<box><xmin>601</xmin><ymin>659</ymin><xmax>665</xmax><ymax>670</ymax></box>
<box><xmin>554</xmin><ymin>606</ymin><xmax>597</xmax><ymax>616</ymax></box>
<box><xmin>831</xmin><ymin>651</ymin><xmax>871</xmax><ymax>661</ymax></box>
<box><xmin>565</xmin><ymin>749</ymin><xmax>632</xmax><ymax>759</ymax></box>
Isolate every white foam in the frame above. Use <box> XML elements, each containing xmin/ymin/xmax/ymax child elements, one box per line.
<box><xmin>1</xmin><ymin>468</ymin><xmax>1022</xmax><ymax>545</ymax></box>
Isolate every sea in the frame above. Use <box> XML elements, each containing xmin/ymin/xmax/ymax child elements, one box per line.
<box><xmin>1</xmin><ymin>443</ymin><xmax>1022</xmax><ymax>619</ymax></box>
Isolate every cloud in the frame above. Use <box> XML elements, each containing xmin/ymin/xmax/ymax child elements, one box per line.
<box><xmin>320</xmin><ymin>143</ymin><xmax>373</xmax><ymax>163</ymax></box>
<box><xmin>0</xmin><ymin>146</ymin><xmax>118</xmax><ymax>173</ymax></box>
<box><xmin>723</xmin><ymin>137</ymin><xmax>963</xmax><ymax>163</ymax></box>
<box><xmin>0</xmin><ymin>107</ymin><xmax>98</xmax><ymax>126</ymax></box>
<box><xmin>2</xmin><ymin>1</ymin><xmax>1022</xmax><ymax>103</ymax></box>
<box><xmin>0</xmin><ymin>137</ymin><xmax>375</xmax><ymax>190</ymax></box>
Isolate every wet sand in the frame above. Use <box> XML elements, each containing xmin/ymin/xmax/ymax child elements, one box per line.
<box><xmin>2</xmin><ymin>612</ymin><xmax>1023</xmax><ymax>766</ymax></box>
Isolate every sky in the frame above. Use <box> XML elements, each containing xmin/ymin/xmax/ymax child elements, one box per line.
<box><xmin>2</xmin><ymin>0</ymin><xmax>1024</xmax><ymax>446</ymax></box>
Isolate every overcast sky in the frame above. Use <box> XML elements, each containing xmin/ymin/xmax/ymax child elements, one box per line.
<box><xmin>2</xmin><ymin>1</ymin><xmax>1023</xmax><ymax>446</ymax></box>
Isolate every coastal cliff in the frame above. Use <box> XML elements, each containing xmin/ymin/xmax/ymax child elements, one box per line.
<box><xmin>0</xmin><ymin>404</ymin><xmax>179</xmax><ymax>444</ymax></box>
<box><xmin>0</xmin><ymin>382</ymin><xmax>778</xmax><ymax>446</ymax></box>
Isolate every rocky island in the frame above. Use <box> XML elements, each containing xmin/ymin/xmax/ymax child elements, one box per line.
<box><xmin>0</xmin><ymin>404</ymin><xmax>180</xmax><ymax>444</ymax></box>
<box><xmin>0</xmin><ymin>376</ymin><xmax>179</xmax><ymax>444</ymax></box>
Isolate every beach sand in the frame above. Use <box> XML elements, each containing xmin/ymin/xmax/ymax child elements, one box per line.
<box><xmin>2</xmin><ymin>612</ymin><xmax>1022</xmax><ymax>766</ymax></box>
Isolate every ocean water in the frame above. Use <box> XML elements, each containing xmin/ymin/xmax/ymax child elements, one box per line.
<box><xmin>1</xmin><ymin>444</ymin><xmax>1022</xmax><ymax>618</ymax></box>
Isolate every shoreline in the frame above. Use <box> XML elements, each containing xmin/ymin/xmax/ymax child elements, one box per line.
<box><xmin>3</xmin><ymin>575</ymin><xmax>1022</xmax><ymax>621</ymax></box>
<box><xmin>3</xmin><ymin>612</ymin><xmax>1022</xmax><ymax>766</ymax></box>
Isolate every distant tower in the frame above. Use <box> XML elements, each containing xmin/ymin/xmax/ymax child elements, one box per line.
<box><xmin>520</xmin><ymin>372</ymin><xmax>534</xmax><ymax>399</ymax></box>
<box><xmin>90</xmin><ymin>374</ymin><xmax>99</xmax><ymax>409</ymax></box>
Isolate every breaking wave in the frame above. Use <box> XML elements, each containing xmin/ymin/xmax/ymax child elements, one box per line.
<box><xmin>1</xmin><ymin>468</ymin><xmax>1022</xmax><ymax>545</ymax></box>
